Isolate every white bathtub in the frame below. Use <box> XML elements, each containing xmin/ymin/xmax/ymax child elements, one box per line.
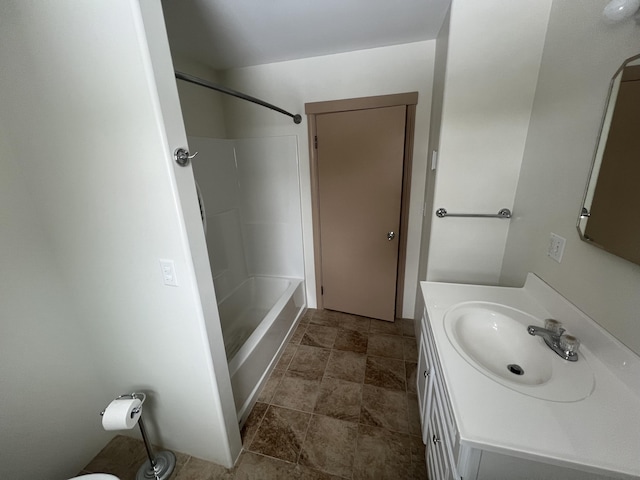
<box><xmin>218</xmin><ymin>276</ymin><xmax>305</xmax><ymax>422</ymax></box>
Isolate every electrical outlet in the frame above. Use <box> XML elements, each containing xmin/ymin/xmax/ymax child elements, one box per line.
<box><xmin>547</xmin><ymin>233</ymin><xmax>566</xmax><ymax>263</ymax></box>
<box><xmin>159</xmin><ymin>259</ymin><xmax>178</xmax><ymax>286</ymax></box>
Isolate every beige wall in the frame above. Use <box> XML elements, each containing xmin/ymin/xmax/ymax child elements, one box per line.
<box><xmin>426</xmin><ymin>0</ymin><xmax>552</xmax><ymax>284</ymax></box>
<box><xmin>220</xmin><ymin>41</ymin><xmax>436</xmax><ymax>318</ymax></box>
<box><xmin>501</xmin><ymin>0</ymin><xmax>640</xmax><ymax>354</ymax></box>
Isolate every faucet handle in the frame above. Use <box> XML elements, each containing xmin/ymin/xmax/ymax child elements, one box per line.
<box><xmin>544</xmin><ymin>318</ymin><xmax>564</xmax><ymax>334</ymax></box>
<box><xmin>560</xmin><ymin>334</ymin><xmax>580</xmax><ymax>355</ymax></box>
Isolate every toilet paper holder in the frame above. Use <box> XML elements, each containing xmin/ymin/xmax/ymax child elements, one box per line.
<box><xmin>100</xmin><ymin>392</ymin><xmax>145</xmax><ymax>418</ymax></box>
<box><xmin>100</xmin><ymin>392</ymin><xmax>175</xmax><ymax>480</ymax></box>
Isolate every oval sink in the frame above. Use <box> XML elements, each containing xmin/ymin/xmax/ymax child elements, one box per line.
<box><xmin>443</xmin><ymin>302</ymin><xmax>595</xmax><ymax>402</ymax></box>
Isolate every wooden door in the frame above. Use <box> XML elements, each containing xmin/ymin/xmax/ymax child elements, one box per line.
<box><xmin>316</xmin><ymin>105</ymin><xmax>406</xmax><ymax>321</ymax></box>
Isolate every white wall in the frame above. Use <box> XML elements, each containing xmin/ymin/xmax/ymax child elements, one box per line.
<box><xmin>416</xmin><ymin>6</ymin><xmax>451</xmax><ymax>323</ymax></box>
<box><xmin>426</xmin><ymin>0</ymin><xmax>552</xmax><ymax>284</ymax></box>
<box><xmin>190</xmin><ymin>138</ymin><xmax>248</xmax><ymax>301</ymax></box>
<box><xmin>0</xmin><ymin>132</ymin><xmax>108</xmax><ymax>478</ymax></box>
<box><xmin>221</xmin><ymin>41</ymin><xmax>436</xmax><ymax>318</ymax></box>
<box><xmin>140</xmin><ymin>0</ymin><xmax>241</xmax><ymax>464</ymax></box>
<box><xmin>173</xmin><ymin>57</ymin><xmax>228</xmax><ymax>138</ymax></box>
<box><xmin>501</xmin><ymin>0</ymin><xmax>640</xmax><ymax>354</ymax></box>
<box><xmin>190</xmin><ymin>135</ymin><xmax>304</xmax><ymax>302</ymax></box>
<box><xmin>0</xmin><ymin>1</ymin><xmax>240</xmax><ymax>476</ymax></box>
<box><xmin>235</xmin><ymin>136</ymin><xmax>304</xmax><ymax>279</ymax></box>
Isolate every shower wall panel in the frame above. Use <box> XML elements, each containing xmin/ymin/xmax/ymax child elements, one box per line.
<box><xmin>234</xmin><ymin>136</ymin><xmax>304</xmax><ymax>279</ymax></box>
<box><xmin>190</xmin><ymin>135</ymin><xmax>304</xmax><ymax>300</ymax></box>
<box><xmin>190</xmin><ymin>137</ymin><xmax>248</xmax><ymax>301</ymax></box>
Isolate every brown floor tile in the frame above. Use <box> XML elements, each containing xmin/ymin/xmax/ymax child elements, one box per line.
<box><xmin>407</xmin><ymin>393</ymin><xmax>422</xmax><ymax>438</ymax></box>
<box><xmin>235</xmin><ymin>452</ymin><xmax>341</xmax><ymax>480</ymax></box>
<box><xmin>369</xmin><ymin>318</ymin><xmax>403</xmax><ymax>336</ymax></box>
<box><xmin>165</xmin><ymin>449</ymin><xmax>191</xmax><ymax>476</ymax></box>
<box><xmin>301</xmin><ymin>324</ymin><xmax>339</xmax><ymax>349</ymax></box>
<box><xmin>337</xmin><ymin>314</ymin><xmax>370</xmax><ymax>332</ymax></box>
<box><xmin>367</xmin><ymin>333</ymin><xmax>404</xmax><ymax>359</ymax></box>
<box><xmin>299</xmin><ymin>309</ymin><xmax>315</xmax><ymax>325</ymax></box>
<box><xmin>271</xmin><ymin>371</ymin><xmax>321</xmax><ymax>412</ymax></box>
<box><xmin>83</xmin><ymin>435</ymin><xmax>147</xmax><ymax>478</ymax></box>
<box><xmin>406</xmin><ymin>361</ymin><xmax>418</xmax><ymax>394</ymax></box>
<box><xmin>360</xmin><ymin>384</ymin><xmax>409</xmax><ymax>433</ymax></box>
<box><xmin>300</xmin><ymin>415</ymin><xmax>358</xmax><ymax>478</ymax></box>
<box><xmin>333</xmin><ymin>329</ymin><xmax>368</xmax><ymax>354</ymax></box>
<box><xmin>364</xmin><ymin>355</ymin><xmax>406</xmax><ymax>391</ymax></box>
<box><xmin>275</xmin><ymin>344</ymin><xmax>298</xmax><ymax>370</ymax></box>
<box><xmin>288</xmin><ymin>345</ymin><xmax>330</xmax><ymax>380</ymax></box>
<box><xmin>403</xmin><ymin>337</ymin><xmax>419</xmax><ymax>362</ymax></box>
<box><xmin>257</xmin><ymin>369</ymin><xmax>284</xmax><ymax>403</ymax></box>
<box><xmin>289</xmin><ymin>324</ymin><xmax>307</xmax><ymax>345</ymax></box>
<box><xmin>241</xmin><ymin>402</ymin><xmax>269</xmax><ymax>447</ymax></box>
<box><xmin>353</xmin><ymin>425</ymin><xmax>413</xmax><ymax>480</ymax></box>
<box><xmin>400</xmin><ymin>318</ymin><xmax>416</xmax><ymax>337</ymax></box>
<box><xmin>85</xmin><ymin>435</ymin><xmax>190</xmax><ymax>479</ymax></box>
<box><xmin>409</xmin><ymin>435</ymin><xmax>428</xmax><ymax>479</ymax></box>
<box><xmin>314</xmin><ymin>377</ymin><xmax>362</xmax><ymax>422</ymax></box>
<box><xmin>325</xmin><ymin>350</ymin><xmax>366</xmax><ymax>383</ymax></box>
<box><xmin>248</xmin><ymin>405</ymin><xmax>311</xmax><ymax>463</ymax></box>
<box><xmin>310</xmin><ymin>310</ymin><xmax>341</xmax><ymax>328</ymax></box>
<box><xmin>174</xmin><ymin>455</ymin><xmax>234</xmax><ymax>480</ymax></box>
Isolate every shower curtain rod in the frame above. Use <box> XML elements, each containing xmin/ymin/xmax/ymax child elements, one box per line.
<box><xmin>175</xmin><ymin>71</ymin><xmax>302</xmax><ymax>124</ymax></box>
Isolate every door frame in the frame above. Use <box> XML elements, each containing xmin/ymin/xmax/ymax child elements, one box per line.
<box><xmin>305</xmin><ymin>92</ymin><xmax>418</xmax><ymax>318</ymax></box>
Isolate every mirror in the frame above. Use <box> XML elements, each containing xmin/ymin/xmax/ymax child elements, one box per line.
<box><xmin>577</xmin><ymin>54</ymin><xmax>640</xmax><ymax>266</ymax></box>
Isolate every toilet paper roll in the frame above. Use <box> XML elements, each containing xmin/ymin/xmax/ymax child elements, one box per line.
<box><xmin>101</xmin><ymin>398</ymin><xmax>142</xmax><ymax>431</ymax></box>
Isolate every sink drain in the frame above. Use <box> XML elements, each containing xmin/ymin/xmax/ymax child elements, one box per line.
<box><xmin>507</xmin><ymin>364</ymin><xmax>524</xmax><ymax>376</ymax></box>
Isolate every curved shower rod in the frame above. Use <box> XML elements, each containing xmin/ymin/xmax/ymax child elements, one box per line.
<box><xmin>175</xmin><ymin>71</ymin><xmax>302</xmax><ymax>124</ymax></box>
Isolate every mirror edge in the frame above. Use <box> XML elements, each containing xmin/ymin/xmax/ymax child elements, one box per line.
<box><xmin>576</xmin><ymin>52</ymin><xmax>640</xmax><ymax>250</ymax></box>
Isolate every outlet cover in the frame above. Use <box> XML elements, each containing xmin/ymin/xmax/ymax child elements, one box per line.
<box><xmin>159</xmin><ymin>259</ymin><xmax>178</xmax><ymax>286</ymax></box>
<box><xmin>547</xmin><ymin>233</ymin><xmax>566</xmax><ymax>263</ymax></box>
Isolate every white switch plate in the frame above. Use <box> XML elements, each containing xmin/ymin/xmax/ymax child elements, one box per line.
<box><xmin>547</xmin><ymin>233</ymin><xmax>566</xmax><ymax>263</ymax></box>
<box><xmin>159</xmin><ymin>259</ymin><xmax>178</xmax><ymax>286</ymax></box>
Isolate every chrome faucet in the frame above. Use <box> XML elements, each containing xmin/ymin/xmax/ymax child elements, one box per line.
<box><xmin>527</xmin><ymin>320</ymin><xmax>580</xmax><ymax>362</ymax></box>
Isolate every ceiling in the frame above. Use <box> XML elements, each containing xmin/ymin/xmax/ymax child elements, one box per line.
<box><xmin>161</xmin><ymin>0</ymin><xmax>451</xmax><ymax>70</ymax></box>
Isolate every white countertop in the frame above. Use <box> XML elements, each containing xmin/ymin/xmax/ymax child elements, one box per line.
<box><xmin>420</xmin><ymin>274</ymin><xmax>640</xmax><ymax>479</ymax></box>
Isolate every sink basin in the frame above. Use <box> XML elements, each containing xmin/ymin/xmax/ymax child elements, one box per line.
<box><xmin>443</xmin><ymin>302</ymin><xmax>595</xmax><ymax>402</ymax></box>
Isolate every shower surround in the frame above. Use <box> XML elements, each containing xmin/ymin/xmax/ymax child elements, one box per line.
<box><xmin>190</xmin><ymin>135</ymin><xmax>306</xmax><ymax>421</ymax></box>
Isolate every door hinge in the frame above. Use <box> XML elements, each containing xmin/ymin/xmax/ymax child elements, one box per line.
<box><xmin>321</xmin><ymin>285</ymin><xmax>324</xmax><ymax>295</ymax></box>
<box><xmin>314</xmin><ymin>135</ymin><xmax>318</xmax><ymax>149</ymax></box>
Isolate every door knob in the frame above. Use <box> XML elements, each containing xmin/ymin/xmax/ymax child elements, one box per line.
<box><xmin>387</xmin><ymin>231</ymin><xmax>396</xmax><ymax>241</ymax></box>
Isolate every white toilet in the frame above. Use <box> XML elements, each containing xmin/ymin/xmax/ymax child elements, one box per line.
<box><xmin>69</xmin><ymin>475</ymin><xmax>120</xmax><ymax>480</ymax></box>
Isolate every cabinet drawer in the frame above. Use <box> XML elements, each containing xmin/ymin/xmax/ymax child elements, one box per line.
<box><xmin>432</xmin><ymin>391</ymin><xmax>461</xmax><ymax>480</ymax></box>
<box><xmin>417</xmin><ymin>338</ymin><xmax>428</xmax><ymax>417</ymax></box>
<box><xmin>427</xmin><ymin>405</ymin><xmax>450</xmax><ymax>480</ymax></box>
<box><xmin>424</xmin><ymin>315</ymin><xmax>457</xmax><ymax>447</ymax></box>
<box><xmin>418</xmin><ymin>336</ymin><xmax>435</xmax><ymax>444</ymax></box>
<box><xmin>432</xmin><ymin>365</ymin><xmax>457</xmax><ymax>448</ymax></box>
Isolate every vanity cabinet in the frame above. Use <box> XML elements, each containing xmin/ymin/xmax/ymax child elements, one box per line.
<box><xmin>417</xmin><ymin>282</ymin><xmax>631</xmax><ymax>480</ymax></box>
<box><xmin>418</xmin><ymin>309</ymin><xmax>462</xmax><ymax>480</ymax></box>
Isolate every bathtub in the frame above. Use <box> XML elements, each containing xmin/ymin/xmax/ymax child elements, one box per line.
<box><xmin>217</xmin><ymin>276</ymin><xmax>305</xmax><ymax>423</ymax></box>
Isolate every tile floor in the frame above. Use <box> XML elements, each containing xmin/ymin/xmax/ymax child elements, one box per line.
<box><xmin>80</xmin><ymin>308</ymin><xmax>427</xmax><ymax>479</ymax></box>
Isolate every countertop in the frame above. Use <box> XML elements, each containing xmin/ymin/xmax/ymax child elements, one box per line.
<box><xmin>420</xmin><ymin>273</ymin><xmax>640</xmax><ymax>479</ymax></box>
